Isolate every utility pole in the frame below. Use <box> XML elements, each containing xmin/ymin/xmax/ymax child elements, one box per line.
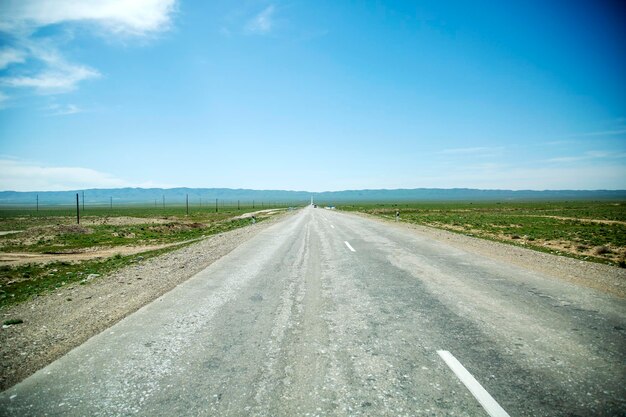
<box><xmin>215</xmin><ymin>198</ymin><xmax>218</xmax><ymax>213</ymax></box>
<box><xmin>238</xmin><ymin>200</ymin><xmax>240</xmax><ymax>210</ymax></box>
<box><xmin>186</xmin><ymin>194</ymin><xmax>189</xmax><ymax>215</ymax></box>
<box><xmin>76</xmin><ymin>193</ymin><xmax>80</xmax><ymax>224</ymax></box>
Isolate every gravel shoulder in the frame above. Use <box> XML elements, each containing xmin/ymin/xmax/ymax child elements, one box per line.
<box><xmin>354</xmin><ymin>212</ymin><xmax>626</xmax><ymax>299</ymax></box>
<box><xmin>0</xmin><ymin>213</ymin><xmax>292</xmax><ymax>391</ymax></box>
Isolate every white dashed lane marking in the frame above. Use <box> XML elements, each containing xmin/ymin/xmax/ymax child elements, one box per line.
<box><xmin>437</xmin><ymin>350</ymin><xmax>511</xmax><ymax>417</ymax></box>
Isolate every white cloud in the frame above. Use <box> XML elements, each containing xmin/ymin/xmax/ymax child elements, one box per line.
<box><xmin>2</xmin><ymin>44</ymin><xmax>101</xmax><ymax>93</ymax></box>
<box><xmin>408</xmin><ymin>164</ymin><xmax>626</xmax><ymax>190</ymax></box>
<box><xmin>0</xmin><ymin>0</ymin><xmax>177</xmax><ymax>100</ymax></box>
<box><xmin>2</xmin><ymin>66</ymin><xmax>100</xmax><ymax>93</ymax></box>
<box><xmin>567</xmin><ymin>128</ymin><xmax>626</xmax><ymax>138</ymax></box>
<box><xmin>586</xmin><ymin>151</ymin><xmax>612</xmax><ymax>158</ymax></box>
<box><xmin>497</xmin><ymin>166</ymin><xmax>626</xmax><ymax>190</ymax></box>
<box><xmin>46</xmin><ymin>103</ymin><xmax>84</xmax><ymax>116</ymax></box>
<box><xmin>545</xmin><ymin>155</ymin><xmax>587</xmax><ymax>163</ymax></box>
<box><xmin>437</xmin><ymin>146</ymin><xmax>505</xmax><ymax>158</ymax></box>
<box><xmin>0</xmin><ymin>48</ymin><xmax>26</xmax><ymax>69</ymax></box>
<box><xmin>246</xmin><ymin>5</ymin><xmax>275</xmax><ymax>34</ymax></box>
<box><xmin>544</xmin><ymin>150</ymin><xmax>626</xmax><ymax>164</ymax></box>
<box><xmin>0</xmin><ymin>0</ymin><xmax>177</xmax><ymax>36</ymax></box>
<box><xmin>438</xmin><ymin>146</ymin><xmax>497</xmax><ymax>154</ymax></box>
<box><xmin>0</xmin><ymin>159</ymin><xmax>133</xmax><ymax>191</ymax></box>
<box><xmin>543</xmin><ymin>140</ymin><xmax>573</xmax><ymax>146</ymax></box>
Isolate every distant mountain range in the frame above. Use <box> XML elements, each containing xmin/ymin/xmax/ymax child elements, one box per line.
<box><xmin>1</xmin><ymin>187</ymin><xmax>625</xmax><ymax>207</ymax></box>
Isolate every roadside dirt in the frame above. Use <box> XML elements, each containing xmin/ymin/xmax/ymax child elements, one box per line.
<box><xmin>0</xmin><ymin>242</ymin><xmax>197</xmax><ymax>266</ymax></box>
<box><xmin>0</xmin><ymin>213</ymin><xmax>291</xmax><ymax>391</ymax></box>
<box><xmin>232</xmin><ymin>208</ymin><xmax>285</xmax><ymax>220</ymax></box>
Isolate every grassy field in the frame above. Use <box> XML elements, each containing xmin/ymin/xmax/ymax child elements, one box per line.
<box><xmin>0</xmin><ymin>217</ymin><xmax>252</xmax><ymax>253</ymax></box>
<box><xmin>339</xmin><ymin>201</ymin><xmax>626</xmax><ymax>267</ymax></box>
<box><xmin>0</xmin><ymin>205</ymin><xmax>268</xmax><ymax>231</ymax></box>
<box><xmin>0</xmin><ymin>205</ymin><xmax>290</xmax><ymax>309</ymax></box>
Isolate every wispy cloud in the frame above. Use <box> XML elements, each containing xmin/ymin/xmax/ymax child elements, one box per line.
<box><xmin>1</xmin><ymin>47</ymin><xmax>100</xmax><ymax>93</ymax></box>
<box><xmin>566</xmin><ymin>128</ymin><xmax>626</xmax><ymax>138</ymax></box>
<box><xmin>0</xmin><ymin>48</ymin><xmax>26</xmax><ymax>70</ymax></box>
<box><xmin>46</xmin><ymin>103</ymin><xmax>84</xmax><ymax>116</ymax></box>
<box><xmin>6</xmin><ymin>41</ymin><xmax>100</xmax><ymax>93</ymax></box>
<box><xmin>0</xmin><ymin>0</ymin><xmax>177</xmax><ymax>102</ymax></box>
<box><xmin>3</xmin><ymin>69</ymin><xmax>99</xmax><ymax>92</ymax></box>
<box><xmin>0</xmin><ymin>159</ymin><xmax>132</xmax><ymax>191</ymax></box>
<box><xmin>543</xmin><ymin>140</ymin><xmax>573</xmax><ymax>146</ymax></box>
<box><xmin>0</xmin><ymin>0</ymin><xmax>177</xmax><ymax>36</ymax></box>
<box><xmin>545</xmin><ymin>156</ymin><xmax>587</xmax><ymax>163</ymax></box>
<box><xmin>544</xmin><ymin>150</ymin><xmax>626</xmax><ymax>163</ymax></box>
<box><xmin>246</xmin><ymin>5</ymin><xmax>275</xmax><ymax>34</ymax></box>
<box><xmin>437</xmin><ymin>146</ymin><xmax>505</xmax><ymax>157</ymax></box>
<box><xmin>410</xmin><ymin>164</ymin><xmax>626</xmax><ymax>190</ymax></box>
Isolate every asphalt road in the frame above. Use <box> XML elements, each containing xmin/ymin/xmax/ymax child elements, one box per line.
<box><xmin>1</xmin><ymin>207</ymin><xmax>625</xmax><ymax>416</ymax></box>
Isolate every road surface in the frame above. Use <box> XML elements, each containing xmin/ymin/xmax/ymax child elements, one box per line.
<box><xmin>1</xmin><ymin>207</ymin><xmax>625</xmax><ymax>416</ymax></box>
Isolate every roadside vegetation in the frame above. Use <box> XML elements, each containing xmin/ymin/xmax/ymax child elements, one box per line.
<box><xmin>0</xmin><ymin>249</ymin><xmax>171</xmax><ymax>309</ymax></box>
<box><xmin>339</xmin><ymin>201</ymin><xmax>626</xmax><ymax>267</ymax></box>
<box><xmin>0</xmin><ymin>205</ymin><xmax>287</xmax><ymax>309</ymax></box>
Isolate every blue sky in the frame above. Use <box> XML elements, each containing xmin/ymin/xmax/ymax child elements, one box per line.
<box><xmin>0</xmin><ymin>0</ymin><xmax>624</xmax><ymax>191</ymax></box>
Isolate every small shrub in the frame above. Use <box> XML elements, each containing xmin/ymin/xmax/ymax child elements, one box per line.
<box><xmin>3</xmin><ymin>318</ymin><xmax>23</xmax><ymax>326</ymax></box>
<box><xmin>511</xmin><ymin>234</ymin><xmax>521</xmax><ymax>240</ymax></box>
<box><xmin>594</xmin><ymin>246</ymin><xmax>612</xmax><ymax>255</ymax></box>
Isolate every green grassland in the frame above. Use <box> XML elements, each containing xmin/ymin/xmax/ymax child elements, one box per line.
<box><xmin>339</xmin><ymin>201</ymin><xmax>626</xmax><ymax>266</ymax></box>
<box><xmin>0</xmin><ymin>218</ymin><xmax>254</xmax><ymax>254</ymax></box>
<box><xmin>0</xmin><ymin>205</ymin><xmax>287</xmax><ymax>309</ymax></box>
<box><xmin>0</xmin><ymin>205</ymin><xmax>266</xmax><ymax>231</ymax></box>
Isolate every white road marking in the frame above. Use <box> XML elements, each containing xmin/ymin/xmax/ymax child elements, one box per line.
<box><xmin>344</xmin><ymin>241</ymin><xmax>356</xmax><ymax>252</ymax></box>
<box><xmin>437</xmin><ymin>350</ymin><xmax>511</xmax><ymax>417</ymax></box>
